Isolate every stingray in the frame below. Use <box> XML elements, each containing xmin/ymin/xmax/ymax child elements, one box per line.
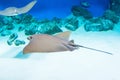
<box><xmin>23</xmin><ymin>31</ymin><xmax>79</xmax><ymax>53</ymax></box>
<box><xmin>23</xmin><ymin>31</ymin><xmax>113</xmax><ymax>55</ymax></box>
<box><xmin>0</xmin><ymin>0</ymin><xmax>37</xmax><ymax>16</ymax></box>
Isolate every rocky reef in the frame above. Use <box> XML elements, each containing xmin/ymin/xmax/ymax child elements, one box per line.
<box><xmin>110</xmin><ymin>0</ymin><xmax>120</xmax><ymax>16</ymax></box>
<box><xmin>84</xmin><ymin>18</ymin><xmax>114</xmax><ymax>31</ymax></box>
<box><xmin>7</xmin><ymin>33</ymin><xmax>18</xmax><ymax>45</ymax></box>
<box><xmin>0</xmin><ymin>14</ymin><xmax>64</xmax><ymax>46</ymax></box>
<box><xmin>70</xmin><ymin>5</ymin><xmax>120</xmax><ymax>32</ymax></box>
<box><xmin>102</xmin><ymin>10</ymin><xmax>119</xmax><ymax>24</ymax></box>
<box><xmin>0</xmin><ymin>4</ymin><xmax>120</xmax><ymax>46</ymax></box>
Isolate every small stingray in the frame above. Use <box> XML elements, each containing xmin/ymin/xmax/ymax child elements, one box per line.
<box><xmin>0</xmin><ymin>0</ymin><xmax>37</xmax><ymax>16</ymax></box>
<box><xmin>23</xmin><ymin>31</ymin><xmax>79</xmax><ymax>54</ymax></box>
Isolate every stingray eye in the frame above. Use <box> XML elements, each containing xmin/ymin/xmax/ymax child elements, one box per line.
<box><xmin>27</xmin><ymin>36</ymin><xmax>32</xmax><ymax>40</ymax></box>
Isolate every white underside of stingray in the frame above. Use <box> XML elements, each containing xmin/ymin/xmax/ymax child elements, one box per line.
<box><xmin>0</xmin><ymin>0</ymin><xmax>37</xmax><ymax>16</ymax></box>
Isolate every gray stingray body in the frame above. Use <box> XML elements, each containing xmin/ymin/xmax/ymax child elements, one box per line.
<box><xmin>23</xmin><ymin>32</ymin><xmax>79</xmax><ymax>54</ymax></box>
<box><xmin>0</xmin><ymin>0</ymin><xmax>37</xmax><ymax>16</ymax></box>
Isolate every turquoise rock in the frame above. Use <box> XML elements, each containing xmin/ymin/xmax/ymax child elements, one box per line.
<box><xmin>18</xmin><ymin>25</ymin><xmax>25</xmax><ymax>32</ymax></box>
<box><xmin>7</xmin><ymin>33</ymin><xmax>18</xmax><ymax>46</ymax></box>
<box><xmin>37</xmin><ymin>21</ymin><xmax>62</xmax><ymax>34</ymax></box>
<box><xmin>14</xmin><ymin>40</ymin><xmax>25</xmax><ymax>46</ymax></box>
<box><xmin>5</xmin><ymin>24</ymin><xmax>15</xmax><ymax>30</ymax></box>
<box><xmin>110</xmin><ymin>0</ymin><xmax>120</xmax><ymax>16</ymax></box>
<box><xmin>84</xmin><ymin>18</ymin><xmax>114</xmax><ymax>31</ymax></box>
<box><xmin>1</xmin><ymin>30</ymin><xmax>11</xmax><ymax>36</ymax></box>
<box><xmin>64</xmin><ymin>18</ymin><xmax>79</xmax><ymax>31</ymax></box>
<box><xmin>102</xmin><ymin>10</ymin><xmax>119</xmax><ymax>24</ymax></box>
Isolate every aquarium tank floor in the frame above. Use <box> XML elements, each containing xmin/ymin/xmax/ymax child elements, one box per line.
<box><xmin>0</xmin><ymin>0</ymin><xmax>120</xmax><ymax>80</ymax></box>
<box><xmin>0</xmin><ymin>27</ymin><xmax>120</xmax><ymax>80</ymax></box>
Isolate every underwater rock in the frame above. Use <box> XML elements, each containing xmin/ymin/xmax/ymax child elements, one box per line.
<box><xmin>84</xmin><ymin>18</ymin><xmax>114</xmax><ymax>31</ymax></box>
<box><xmin>9</xmin><ymin>33</ymin><xmax>18</xmax><ymax>41</ymax></box>
<box><xmin>25</xmin><ymin>18</ymin><xmax>62</xmax><ymax>35</ymax></box>
<box><xmin>64</xmin><ymin>17</ymin><xmax>79</xmax><ymax>31</ymax></box>
<box><xmin>39</xmin><ymin>19</ymin><xmax>50</xmax><ymax>23</ymax></box>
<box><xmin>0</xmin><ymin>12</ymin><xmax>62</xmax><ymax>38</ymax></box>
<box><xmin>21</xmin><ymin>14</ymin><xmax>36</xmax><ymax>24</ymax></box>
<box><xmin>25</xmin><ymin>23</ymin><xmax>38</xmax><ymax>35</ymax></box>
<box><xmin>0</xmin><ymin>28</ymin><xmax>3</xmax><ymax>33</ymax></box>
<box><xmin>11</xmin><ymin>15</ymin><xmax>23</xmax><ymax>24</ymax></box>
<box><xmin>14</xmin><ymin>40</ymin><xmax>25</xmax><ymax>46</ymax></box>
<box><xmin>43</xmin><ymin>25</ymin><xmax>62</xmax><ymax>34</ymax></box>
<box><xmin>110</xmin><ymin>0</ymin><xmax>120</xmax><ymax>16</ymax></box>
<box><xmin>51</xmin><ymin>17</ymin><xmax>62</xmax><ymax>27</ymax></box>
<box><xmin>37</xmin><ymin>21</ymin><xmax>62</xmax><ymax>34</ymax></box>
<box><xmin>102</xmin><ymin>10</ymin><xmax>119</xmax><ymax>23</ymax></box>
<box><xmin>113</xmin><ymin>22</ymin><xmax>120</xmax><ymax>32</ymax></box>
<box><xmin>18</xmin><ymin>25</ymin><xmax>25</xmax><ymax>32</ymax></box>
<box><xmin>1</xmin><ymin>30</ymin><xmax>11</xmax><ymax>36</ymax></box>
<box><xmin>7</xmin><ymin>33</ymin><xmax>18</xmax><ymax>45</ymax></box>
<box><xmin>5</xmin><ymin>24</ymin><xmax>15</xmax><ymax>30</ymax></box>
<box><xmin>61</xmin><ymin>15</ymin><xmax>85</xmax><ymax>31</ymax></box>
<box><xmin>7</xmin><ymin>40</ymin><xmax>13</xmax><ymax>46</ymax></box>
<box><xmin>39</xmin><ymin>18</ymin><xmax>61</xmax><ymax>27</ymax></box>
<box><xmin>52</xmin><ymin>17</ymin><xmax>61</xmax><ymax>24</ymax></box>
<box><xmin>0</xmin><ymin>21</ymin><xmax>4</xmax><ymax>27</ymax></box>
<box><xmin>71</xmin><ymin>6</ymin><xmax>92</xmax><ymax>19</ymax></box>
<box><xmin>2</xmin><ymin>16</ymin><xmax>13</xmax><ymax>24</ymax></box>
<box><xmin>0</xmin><ymin>28</ymin><xmax>4</xmax><ymax>33</ymax></box>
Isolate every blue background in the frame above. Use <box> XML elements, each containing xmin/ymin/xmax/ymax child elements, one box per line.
<box><xmin>0</xmin><ymin>0</ymin><xmax>109</xmax><ymax>19</ymax></box>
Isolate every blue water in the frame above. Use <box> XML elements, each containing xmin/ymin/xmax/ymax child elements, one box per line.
<box><xmin>0</xmin><ymin>0</ymin><xmax>110</xmax><ymax>19</ymax></box>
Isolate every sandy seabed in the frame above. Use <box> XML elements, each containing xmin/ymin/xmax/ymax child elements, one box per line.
<box><xmin>0</xmin><ymin>27</ymin><xmax>120</xmax><ymax>80</ymax></box>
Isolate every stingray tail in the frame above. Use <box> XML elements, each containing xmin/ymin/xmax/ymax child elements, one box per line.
<box><xmin>75</xmin><ymin>45</ymin><xmax>113</xmax><ymax>55</ymax></box>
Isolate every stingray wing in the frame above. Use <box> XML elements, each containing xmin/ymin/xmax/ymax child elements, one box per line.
<box><xmin>16</xmin><ymin>0</ymin><xmax>37</xmax><ymax>14</ymax></box>
<box><xmin>54</xmin><ymin>31</ymin><xmax>71</xmax><ymax>40</ymax></box>
<box><xmin>0</xmin><ymin>7</ymin><xmax>18</xmax><ymax>16</ymax></box>
<box><xmin>0</xmin><ymin>0</ymin><xmax>37</xmax><ymax>16</ymax></box>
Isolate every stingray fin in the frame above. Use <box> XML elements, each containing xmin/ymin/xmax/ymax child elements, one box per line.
<box><xmin>62</xmin><ymin>43</ymin><xmax>76</xmax><ymax>51</ymax></box>
<box><xmin>69</xmin><ymin>40</ymin><xmax>74</xmax><ymax>43</ymax></box>
<box><xmin>55</xmin><ymin>31</ymin><xmax>71</xmax><ymax>40</ymax></box>
<box><xmin>17</xmin><ymin>0</ymin><xmax>37</xmax><ymax>14</ymax></box>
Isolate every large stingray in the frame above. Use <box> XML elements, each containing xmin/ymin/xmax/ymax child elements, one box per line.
<box><xmin>23</xmin><ymin>31</ymin><xmax>79</xmax><ymax>54</ymax></box>
<box><xmin>0</xmin><ymin>0</ymin><xmax>37</xmax><ymax>16</ymax></box>
<box><xmin>23</xmin><ymin>31</ymin><xmax>113</xmax><ymax>55</ymax></box>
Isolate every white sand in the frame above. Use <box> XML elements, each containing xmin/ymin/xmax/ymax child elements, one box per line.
<box><xmin>0</xmin><ymin>27</ymin><xmax>120</xmax><ymax>80</ymax></box>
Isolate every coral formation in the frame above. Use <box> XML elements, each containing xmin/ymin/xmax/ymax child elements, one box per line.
<box><xmin>60</xmin><ymin>15</ymin><xmax>85</xmax><ymax>31</ymax></box>
<box><xmin>14</xmin><ymin>40</ymin><xmax>25</xmax><ymax>46</ymax></box>
<box><xmin>110</xmin><ymin>0</ymin><xmax>120</xmax><ymax>16</ymax></box>
<box><xmin>102</xmin><ymin>10</ymin><xmax>119</xmax><ymax>23</ymax></box>
<box><xmin>0</xmin><ymin>5</ymin><xmax>120</xmax><ymax>46</ymax></box>
<box><xmin>1</xmin><ymin>30</ymin><xmax>11</xmax><ymax>36</ymax></box>
<box><xmin>0</xmin><ymin>14</ymin><xmax>63</xmax><ymax>46</ymax></box>
<box><xmin>84</xmin><ymin>18</ymin><xmax>114</xmax><ymax>31</ymax></box>
<box><xmin>64</xmin><ymin>17</ymin><xmax>79</xmax><ymax>31</ymax></box>
<box><xmin>7</xmin><ymin>33</ymin><xmax>18</xmax><ymax>45</ymax></box>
